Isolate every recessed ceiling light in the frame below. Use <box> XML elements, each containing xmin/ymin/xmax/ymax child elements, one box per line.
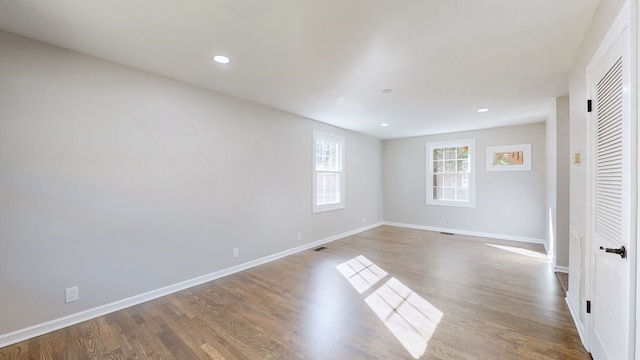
<box><xmin>381</xmin><ymin>123</ymin><xmax>389</xmax><ymax>127</ymax></box>
<box><xmin>213</xmin><ymin>55</ymin><xmax>231</xmax><ymax>64</ymax></box>
<box><xmin>382</xmin><ymin>89</ymin><xmax>392</xmax><ymax>94</ymax></box>
<box><xmin>477</xmin><ymin>108</ymin><xmax>489</xmax><ymax>113</ymax></box>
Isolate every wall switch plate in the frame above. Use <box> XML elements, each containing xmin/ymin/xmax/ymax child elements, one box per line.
<box><xmin>233</xmin><ymin>248</ymin><xmax>239</xmax><ymax>258</ymax></box>
<box><xmin>65</xmin><ymin>286</ymin><xmax>79</xmax><ymax>303</ymax></box>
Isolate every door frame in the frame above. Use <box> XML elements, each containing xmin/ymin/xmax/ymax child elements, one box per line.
<box><xmin>634</xmin><ymin>0</ymin><xmax>640</xmax><ymax>359</ymax></box>
<box><xmin>585</xmin><ymin>1</ymin><xmax>638</xmax><ymax>358</ymax></box>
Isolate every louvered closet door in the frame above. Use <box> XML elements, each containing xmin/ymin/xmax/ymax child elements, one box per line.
<box><xmin>588</xmin><ymin>11</ymin><xmax>631</xmax><ymax>360</ymax></box>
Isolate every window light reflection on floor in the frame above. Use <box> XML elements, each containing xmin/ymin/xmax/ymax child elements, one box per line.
<box><xmin>336</xmin><ymin>255</ymin><xmax>388</xmax><ymax>294</ymax></box>
<box><xmin>337</xmin><ymin>256</ymin><xmax>443</xmax><ymax>359</ymax></box>
<box><xmin>485</xmin><ymin>244</ymin><xmax>549</xmax><ymax>259</ymax></box>
<box><xmin>366</xmin><ymin>277</ymin><xmax>443</xmax><ymax>359</ymax></box>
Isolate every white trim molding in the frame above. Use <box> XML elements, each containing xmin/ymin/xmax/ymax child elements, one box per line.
<box><xmin>0</xmin><ymin>222</ymin><xmax>383</xmax><ymax>348</ymax></box>
<box><xmin>313</xmin><ymin>130</ymin><xmax>346</xmax><ymax>213</ymax></box>
<box><xmin>566</xmin><ymin>297</ymin><xmax>588</xmax><ymax>350</ymax></box>
<box><xmin>426</xmin><ymin>139</ymin><xmax>476</xmax><ymax>208</ymax></box>
<box><xmin>384</xmin><ymin>221</ymin><xmax>546</xmax><ymax>245</ymax></box>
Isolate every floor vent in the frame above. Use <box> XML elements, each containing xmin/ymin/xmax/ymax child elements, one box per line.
<box><xmin>313</xmin><ymin>246</ymin><xmax>328</xmax><ymax>252</ymax></box>
<box><xmin>440</xmin><ymin>232</ymin><xmax>454</xmax><ymax>235</ymax></box>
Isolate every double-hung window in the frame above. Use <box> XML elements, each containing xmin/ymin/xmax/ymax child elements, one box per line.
<box><xmin>313</xmin><ymin>131</ymin><xmax>345</xmax><ymax>213</ymax></box>
<box><xmin>426</xmin><ymin>139</ymin><xmax>476</xmax><ymax>207</ymax></box>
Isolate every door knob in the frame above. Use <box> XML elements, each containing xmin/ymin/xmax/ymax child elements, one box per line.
<box><xmin>599</xmin><ymin>246</ymin><xmax>626</xmax><ymax>259</ymax></box>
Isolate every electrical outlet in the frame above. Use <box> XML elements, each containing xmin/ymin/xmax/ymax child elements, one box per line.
<box><xmin>362</xmin><ymin>217</ymin><xmax>366</xmax><ymax>223</ymax></box>
<box><xmin>65</xmin><ymin>286</ymin><xmax>79</xmax><ymax>303</ymax></box>
<box><xmin>297</xmin><ymin>233</ymin><xmax>302</xmax><ymax>241</ymax></box>
<box><xmin>233</xmin><ymin>248</ymin><xmax>239</xmax><ymax>258</ymax></box>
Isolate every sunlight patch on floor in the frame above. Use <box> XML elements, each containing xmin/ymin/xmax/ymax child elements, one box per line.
<box><xmin>336</xmin><ymin>255</ymin><xmax>388</xmax><ymax>294</ymax></box>
<box><xmin>337</xmin><ymin>256</ymin><xmax>442</xmax><ymax>359</ymax></box>
<box><xmin>365</xmin><ymin>277</ymin><xmax>443</xmax><ymax>359</ymax></box>
<box><xmin>485</xmin><ymin>244</ymin><xmax>549</xmax><ymax>259</ymax></box>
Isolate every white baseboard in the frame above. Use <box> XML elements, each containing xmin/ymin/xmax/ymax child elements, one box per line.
<box><xmin>0</xmin><ymin>222</ymin><xmax>383</xmax><ymax>348</ymax></box>
<box><xmin>565</xmin><ymin>296</ymin><xmax>589</xmax><ymax>351</ymax></box>
<box><xmin>554</xmin><ymin>265</ymin><xmax>569</xmax><ymax>273</ymax></box>
<box><xmin>383</xmin><ymin>222</ymin><xmax>546</xmax><ymax>245</ymax></box>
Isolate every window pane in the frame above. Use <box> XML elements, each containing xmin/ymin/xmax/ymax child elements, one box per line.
<box><xmin>457</xmin><ymin>189</ymin><xmax>469</xmax><ymax>201</ymax></box>
<box><xmin>325</xmin><ymin>157</ymin><xmax>335</xmax><ymax>171</ymax></box>
<box><xmin>444</xmin><ymin>174</ymin><xmax>455</xmax><ymax>187</ymax></box>
<box><xmin>457</xmin><ymin>159</ymin><xmax>469</xmax><ymax>173</ymax></box>
<box><xmin>315</xmin><ymin>140</ymin><xmax>325</xmax><ymax>170</ymax></box>
<box><xmin>427</xmin><ymin>140</ymin><xmax>474</xmax><ymax>206</ymax></box>
<box><xmin>443</xmin><ymin>188</ymin><xmax>456</xmax><ymax>200</ymax></box>
<box><xmin>444</xmin><ymin>160</ymin><xmax>456</xmax><ymax>173</ymax></box>
<box><xmin>445</xmin><ymin>148</ymin><xmax>456</xmax><ymax>159</ymax></box>
<box><xmin>457</xmin><ymin>174</ymin><xmax>469</xmax><ymax>187</ymax></box>
<box><xmin>434</xmin><ymin>160</ymin><xmax>444</xmax><ymax>173</ymax></box>
<box><xmin>316</xmin><ymin>172</ymin><xmax>340</xmax><ymax>205</ymax></box>
<box><xmin>316</xmin><ymin>139</ymin><xmax>340</xmax><ymax>172</ymax></box>
<box><xmin>457</xmin><ymin>146</ymin><xmax>469</xmax><ymax>159</ymax></box>
<box><xmin>314</xmin><ymin>131</ymin><xmax>345</xmax><ymax>212</ymax></box>
<box><xmin>315</xmin><ymin>142</ymin><xmax>323</xmax><ymax>168</ymax></box>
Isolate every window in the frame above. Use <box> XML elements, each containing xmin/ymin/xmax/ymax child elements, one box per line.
<box><xmin>313</xmin><ymin>131</ymin><xmax>345</xmax><ymax>213</ymax></box>
<box><xmin>426</xmin><ymin>139</ymin><xmax>475</xmax><ymax>207</ymax></box>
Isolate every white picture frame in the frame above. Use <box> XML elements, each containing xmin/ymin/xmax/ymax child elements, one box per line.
<box><xmin>486</xmin><ymin>144</ymin><xmax>531</xmax><ymax>171</ymax></box>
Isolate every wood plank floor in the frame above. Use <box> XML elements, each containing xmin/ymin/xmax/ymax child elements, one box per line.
<box><xmin>0</xmin><ymin>226</ymin><xmax>590</xmax><ymax>359</ymax></box>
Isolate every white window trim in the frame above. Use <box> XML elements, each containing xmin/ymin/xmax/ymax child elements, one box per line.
<box><xmin>426</xmin><ymin>139</ymin><xmax>476</xmax><ymax>207</ymax></box>
<box><xmin>313</xmin><ymin>130</ymin><xmax>345</xmax><ymax>213</ymax></box>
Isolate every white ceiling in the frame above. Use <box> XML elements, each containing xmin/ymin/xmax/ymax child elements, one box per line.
<box><xmin>0</xmin><ymin>0</ymin><xmax>599</xmax><ymax>139</ymax></box>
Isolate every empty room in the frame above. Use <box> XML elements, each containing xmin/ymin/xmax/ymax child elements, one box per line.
<box><xmin>1</xmin><ymin>0</ymin><xmax>638</xmax><ymax>359</ymax></box>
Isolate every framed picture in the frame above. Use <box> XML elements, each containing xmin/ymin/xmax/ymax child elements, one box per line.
<box><xmin>486</xmin><ymin>144</ymin><xmax>531</xmax><ymax>171</ymax></box>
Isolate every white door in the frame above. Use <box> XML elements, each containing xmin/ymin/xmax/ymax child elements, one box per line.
<box><xmin>587</xmin><ymin>4</ymin><xmax>633</xmax><ymax>360</ymax></box>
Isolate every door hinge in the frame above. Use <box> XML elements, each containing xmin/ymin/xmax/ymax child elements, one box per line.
<box><xmin>587</xmin><ymin>99</ymin><xmax>592</xmax><ymax>112</ymax></box>
<box><xmin>587</xmin><ymin>300</ymin><xmax>591</xmax><ymax>314</ymax></box>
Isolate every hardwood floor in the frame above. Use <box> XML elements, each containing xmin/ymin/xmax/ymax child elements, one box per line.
<box><xmin>0</xmin><ymin>226</ymin><xmax>590</xmax><ymax>359</ymax></box>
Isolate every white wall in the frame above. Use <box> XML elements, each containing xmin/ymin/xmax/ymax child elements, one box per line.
<box><xmin>548</xmin><ymin>96</ymin><xmax>571</xmax><ymax>269</ymax></box>
<box><xmin>569</xmin><ymin>0</ymin><xmax>627</xmax><ymax>236</ymax></box>
<box><xmin>557</xmin><ymin>96</ymin><xmax>571</xmax><ymax>268</ymax></box>
<box><xmin>0</xmin><ymin>30</ymin><xmax>384</xmax><ymax>339</ymax></box>
<box><xmin>547</xmin><ymin>100</ymin><xmax>558</xmax><ymax>262</ymax></box>
<box><xmin>383</xmin><ymin>123</ymin><xmax>547</xmax><ymax>243</ymax></box>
